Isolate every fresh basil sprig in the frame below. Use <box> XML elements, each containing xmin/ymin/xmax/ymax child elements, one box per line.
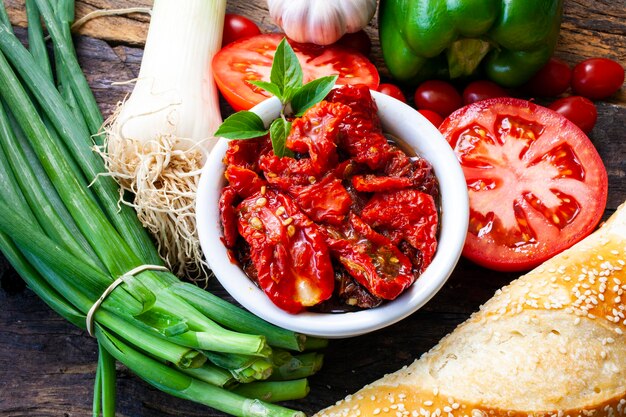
<box><xmin>214</xmin><ymin>38</ymin><xmax>338</xmax><ymax>157</ymax></box>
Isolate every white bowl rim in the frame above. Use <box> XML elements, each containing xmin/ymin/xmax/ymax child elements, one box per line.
<box><xmin>197</xmin><ymin>90</ymin><xmax>469</xmax><ymax>338</ymax></box>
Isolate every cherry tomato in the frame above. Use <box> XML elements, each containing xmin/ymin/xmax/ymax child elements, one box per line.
<box><xmin>336</xmin><ymin>30</ymin><xmax>372</xmax><ymax>56</ymax></box>
<box><xmin>418</xmin><ymin>109</ymin><xmax>444</xmax><ymax>128</ymax></box>
<box><xmin>377</xmin><ymin>83</ymin><xmax>407</xmax><ymax>103</ymax></box>
<box><xmin>439</xmin><ymin>98</ymin><xmax>607</xmax><ymax>271</ymax></box>
<box><xmin>524</xmin><ymin>58</ymin><xmax>572</xmax><ymax>97</ymax></box>
<box><xmin>222</xmin><ymin>14</ymin><xmax>261</xmax><ymax>47</ymax></box>
<box><xmin>414</xmin><ymin>80</ymin><xmax>462</xmax><ymax>117</ymax></box>
<box><xmin>213</xmin><ymin>34</ymin><xmax>380</xmax><ymax>111</ymax></box>
<box><xmin>572</xmin><ymin>58</ymin><xmax>625</xmax><ymax>100</ymax></box>
<box><xmin>548</xmin><ymin>96</ymin><xmax>597</xmax><ymax>134</ymax></box>
<box><xmin>462</xmin><ymin>80</ymin><xmax>509</xmax><ymax>104</ymax></box>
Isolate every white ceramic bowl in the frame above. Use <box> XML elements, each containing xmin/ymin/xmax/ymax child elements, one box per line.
<box><xmin>197</xmin><ymin>91</ymin><xmax>469</xmax><ymax>338</ymax></box>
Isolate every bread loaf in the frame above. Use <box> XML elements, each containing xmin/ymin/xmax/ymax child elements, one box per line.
<box><xmin>315</xmin><ymin>203</ymin><xmax>626</xmax><ymax>417</ymax></box>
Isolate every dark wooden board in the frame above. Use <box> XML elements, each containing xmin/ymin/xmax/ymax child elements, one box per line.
<box><xmin>1</xmin><ymin>0</ymin><xmax>625</xmax><ymax>416</ymax></box>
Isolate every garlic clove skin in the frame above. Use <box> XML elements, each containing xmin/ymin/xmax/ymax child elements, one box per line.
<box><xmin>268</xmin><ymin>0</ymin><xmax>377</xmax><ymax>46</ymax></box>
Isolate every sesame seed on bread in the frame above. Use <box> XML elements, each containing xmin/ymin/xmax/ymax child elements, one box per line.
<box><xmin>315</xmin><ymin>202</ymin><xmax>626</xmax><ymax>417</ymax></box>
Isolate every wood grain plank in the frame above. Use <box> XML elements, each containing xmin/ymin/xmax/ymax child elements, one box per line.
<box><xmin>5</xmin><ymin>0</ymin><xmax>151</xmax><ymax>44</ymax></box>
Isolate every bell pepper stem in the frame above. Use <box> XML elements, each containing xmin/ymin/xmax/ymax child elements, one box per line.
<box><xmin>447</xmin><ymin>38</ymin><xmax>492</xmax><ymax>78</ymax></box>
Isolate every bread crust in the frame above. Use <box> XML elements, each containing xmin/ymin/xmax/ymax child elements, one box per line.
<box><xmin>315</xmin><ymin>204</ymin><xmax>626</xmax><ymax>417</ymax></box>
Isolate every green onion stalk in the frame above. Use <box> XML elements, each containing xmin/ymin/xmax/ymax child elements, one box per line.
<box><xmin>0</xmin><ymin>1</ymin><xmax>327</xmax><ymax>416</ymax></box>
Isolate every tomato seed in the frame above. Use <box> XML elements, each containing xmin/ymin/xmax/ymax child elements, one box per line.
<box><xmin>256</xmin><ymin>197</ymin><xmax>267</xmax><ymax>207</ymax></box>
<box><xmin>275</xmin><ymin>206</ymin><xmax>286</xmax><ymax>216</ymax></box>
<box><xmin>287</xmin><ymin>225</ymin><xmax>296</xmax><ymax>237</ymax></box>
<box><xmin>282</xmin><ymin>217</ymin><xmax>294</xmax><ymax>226</ymax></box>
<box><xmin>249</xmin><ymin>217</ymin><xmax>263</xmax><ymax>230</ymax></box>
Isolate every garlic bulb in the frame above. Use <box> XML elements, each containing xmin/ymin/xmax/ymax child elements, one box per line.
<box><xmin>268</xmin><ymin>0</ymin><xmax>377</xmax><ymax>45</ymax></box>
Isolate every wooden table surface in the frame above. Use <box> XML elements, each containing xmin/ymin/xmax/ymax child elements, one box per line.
<box><xmin>1</xmin><ymin>1</ymin><xmax>625</xmax><ymax>416</ymax></box>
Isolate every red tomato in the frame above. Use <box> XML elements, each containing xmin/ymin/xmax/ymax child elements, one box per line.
<box><xmin>548</xmin><ymin>96</ymin><xmax>597</xmax><ymax>134</ymax></box>
<box><xmin>222</xmin><ymin>14</ymin><xmax>261</xmax><ymax>47</ymax></box>
<box><xmin>213</xmin><ymin>34</ymin><xmax>380</xmax><ymax>111</ymax></box>
<box><xmin>439</xmin><ymin>98</ymin><xmax>607</xmax><ymax>271</ymax></box>
<box><xmin>462</xmin><ymin>80</ymin><xmax>509</xmax><ymax>104</ymax></box>
<box><xmin>414</xmin><ymin>80</ymin><xmax>462</xmax><ymax>117</ymax></box>
<box><xmin>524</xmin><ymin>58</ymin><xmax>572</xmax><ymax>97</ymax></box>
<box><xmin>572</xmin><ymin>58</ymin><xmax>625</xmax><ymax>100</ymax></box>
<box><xmin>377</xmin><ymin>83</ymin><xmax>407</xmax><ymax>103</ymax></box>
<box><xmin>418</xmin><ymin>109</ymin><xmax>444</xmax><ymax>128</ymax></box>
<box><xmin>336</xmin><ymin>30</ymin><xmax>372</xmax><ymax>56</ymax></box>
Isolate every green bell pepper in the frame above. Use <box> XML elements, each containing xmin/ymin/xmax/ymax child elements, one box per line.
<box><xmin>378</xmin><ymin>0</ymin><xmax>563</xmax><ymax>87</ymax></box>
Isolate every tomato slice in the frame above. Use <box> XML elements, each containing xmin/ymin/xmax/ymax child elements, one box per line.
<box><xmin>439</xmin><ymin>98</ymin><xmax>608</xmax><ymax>272</ymax></box>
<box><xmin>212</xmin><ymin>34</ymin><xmax>380</xmax><ymax>111</ymax></box>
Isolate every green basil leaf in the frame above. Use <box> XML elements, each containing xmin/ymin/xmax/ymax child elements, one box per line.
<box><xmin>214</xmin><ymin>111</ymin><xmax>268</xmax><ymax>139</ymax></box>
<box><xmin>269</xmin><ymin>118</ymin><xmax>294</xmax><ymax>158</ymax></box>
<box><xmin>291</xmin><ymin>75</ymin><xmax>339</xmax><ymax>116</ymax></box>
<box><xmin>271</xmin><ymin>38</ymin><xmax>303</xmax><ymax>102</ymax></box>
<box><xmin>247</xmin><ymin>80</ymin><xmax>282</xmax><ymax>98</ymax></box>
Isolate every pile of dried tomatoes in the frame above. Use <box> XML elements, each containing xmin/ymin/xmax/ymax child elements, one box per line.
<box><xmin>219</xmin><ymin>85</ymin><xmax>440</xmax><ymax>313</ymax></box>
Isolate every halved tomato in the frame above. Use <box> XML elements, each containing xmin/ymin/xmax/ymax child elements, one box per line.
<box><xmin>212</xmin><ymin>34</ymin><xmax>380</xmax><ymax>111</ymax></box>
<box><xmin>439</xmin><ymin>98</ymin><xmax>608</xmax><ymax>272</ymax></box>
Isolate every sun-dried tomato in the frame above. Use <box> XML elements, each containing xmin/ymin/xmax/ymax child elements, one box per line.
<box><xmin>327</xmin><ymin>84</ymin><xmax>381</xmax><ymax>129</ymax></box>
<box><xmin>288</xmin><ymin>175</ymin><xmax>352</xmax><ymax>225</ymax></box>
<box><xmin>385</xmin><ymin>151</ymin><xmax>439</xmax><ymax>197</ymax></box>
<box><xmin>225</xmin><ymin>165</ymin><xmax>266</xmax><ymax>199</ymax></box>
<box><xmin>236</xmin><ymin>189</ymin><xmax>334</xmax><ymax>313</ymax></box>
<box><xmin>257</xmin><ymin>101</ymin><xmax>353</xmax><ymax>190</ymax></box>
<box><xmin>352</xmin><ymin>175</ymin><xmax>414</xmax><ymax>192</ymax></box>
<box><xmin>331</xmin><ymin>159</ymin><xmax>358</xmax><ymax>179</ymax></box>
<box><xmin>258</xmin><ymin>153</ymin><xmax>318</xmax><ymax>189</ymax></box>
<box><xmin>361</xmin><ymin>189</ymin><xmax>438</xmax><ymax>271</ymax></box>
<box><xmin>322</xmin><ymin>213</ymin><xmax>416</xmax><ymax>300</ymax></box>
<box><xmin>224</xmin><ymin>136</ymin><xmax>271</xmax><ymax>171</ymax></box>
<box><xmin>286</xmin><ymin>101</ymin><xmax>351</xmax><ymax>175</ymax></box>
<box><xmin>219</xmin><ymin>186</ymin><xmax>239</xmax><ymax>249</ymax></box>
<box><xmin>327</xmin><ymin>85</ymin><xmax>392</xmax><ymax>170</ymax></box>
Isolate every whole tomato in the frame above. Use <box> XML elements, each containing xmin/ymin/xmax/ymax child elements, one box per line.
<box><xmin>222</xmin><ymin>14</ymin><xmax>261</xmax><ymax>47</ymax></box>
<box><xmin>572</xmin><ymin>58</ymin><xmax>625</xmax><ymax>100</ymax></box>
<box><xmin>549</xmin><ymin>96</ymin><xmax>597</xmax><ymax>134</ymax></box>
<box><xmin>414</xmin><ymin>80</ymin><xmax>462</xmax><ymax>117</ymax></box>
<box><xmin>418</xmin><ymin>109</ymin><xmax>444</xmax><ymax>128</ymax></box>
<box><xmin>462</xmin><ymin>80</ymin><xmax>509</xmax><ymax>104</ymax></box>
<box><xmin>377</xmin><ymin>83</ymin><xmax>407</xmax><ymax>103</ymax></box>
<box><xmin>524</xmin><ymin>58</ymin><xmax>572</xmax><ymax>97</ymax></box>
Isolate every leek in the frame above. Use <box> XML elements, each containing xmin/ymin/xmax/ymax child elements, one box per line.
<box><xmin>99</xmin><ymin>0</ymin><xmax>226</xmax><ymax>281</ymax></box>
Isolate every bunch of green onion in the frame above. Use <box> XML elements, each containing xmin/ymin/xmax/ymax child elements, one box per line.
<box><xmin>0</xmin><ymin>1</ymin><xmax>325</xmax><ymax>416</ymax></box>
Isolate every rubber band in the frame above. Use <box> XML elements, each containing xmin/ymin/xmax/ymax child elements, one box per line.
<box><xmin>86</xmin><ymin>264</ymin><xmax>168</xmax><ymax>337</ymax></box>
